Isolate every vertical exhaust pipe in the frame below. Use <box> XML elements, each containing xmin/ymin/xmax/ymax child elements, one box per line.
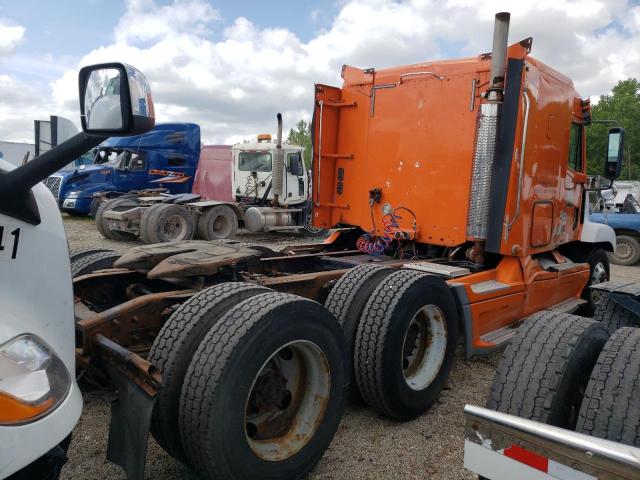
<box><xmin>488</xmin><ymin>12</ymin><xmax>510</xmax><ymax>100</ymax></box>
<box><xmin>466</xmin><ymin>12</ymin><xmax>510</xmax><ymax>242</ymax></box>
<box><xmin>271</xmin><ymin>113</ymin><xmax>284</xmax><ymax>206</ymax></box>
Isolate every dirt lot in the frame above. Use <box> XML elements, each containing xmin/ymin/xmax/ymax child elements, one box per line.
<box><xmin>60</xmin><ymin>215</ymin><xmax>639</xmax><ymax>480</ymax></box>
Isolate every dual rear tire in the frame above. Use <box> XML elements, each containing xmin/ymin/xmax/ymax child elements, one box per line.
<box><xmin>141</xmin><ymin>204</ymin><xmax>195</xmax><ymax>243</ymax></box>
<box><xmin>325</xmin><ymin>265</ymin><xmax>459</xmax><ymax>420</ymax></box>
<box><xmin>148</xmin><ymin>285</ymin><xmax>348</xmax><ymax>480</ymax></box>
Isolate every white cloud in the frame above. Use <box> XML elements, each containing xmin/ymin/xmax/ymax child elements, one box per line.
<box><xmin>0</xmin><ymin>20</ymin><xmax>25</xmax><ymax>55</ymax></box>
<box><xmin>1</xmin><ymin>0</ymin><xmax>640</xmax><ymax>145</ymax></box>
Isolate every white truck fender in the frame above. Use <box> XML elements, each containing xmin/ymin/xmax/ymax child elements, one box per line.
<box><xmin>581</xmin><ymin>203</ymin><xmax>616</xmax><ymax>252</ymax></box>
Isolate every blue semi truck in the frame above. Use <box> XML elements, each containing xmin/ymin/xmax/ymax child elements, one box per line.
<box><xmin>43</xmin><ymin>123</ymin><xmax>200</xmax><ymax>214</ymax></box>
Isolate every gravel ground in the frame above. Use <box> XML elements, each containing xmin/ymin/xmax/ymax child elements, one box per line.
<box><xmin>60</xmin><ymin>214</ymin><xmax>640</xmax><ymax>480</ymax></box>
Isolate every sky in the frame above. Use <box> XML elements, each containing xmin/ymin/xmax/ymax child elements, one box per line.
<box><xmin>0</xmin><ymin>0</ymin><xmax>639</xmax><ymax>144</ymax></box>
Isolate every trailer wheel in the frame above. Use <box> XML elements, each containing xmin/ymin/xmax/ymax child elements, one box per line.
<box><xmin>95</xmin><ymin>197</ymin><xmax>139</xmax><ymax>241</ymax></box>
<box><xmin>71</xmin><ymin>250</ymin><xmax>121</xmax><ymax>278</ymax></box>
<box><xmin>610</xmin><ymin>234</ymin><xmax>640</xmax><ymax>265</ymax></box>
<box><xmin>354</xmin><ymin>270</ymin><xmax>458</xmax><ymax>420</ymax></box>
<box><xmin>324</xmin><ymin>263</ymin><xmax>395</xmax><ymax>400</ymax></box>
<box><xmin>576</xmin><ymin>327</ymin><xmax>640</xmax><ymax>446</ymax></box>
<box><xmin>139</xmin><ymin>203</ymin><xmax>164</xmax><ymax>244</ymax></box>
<box><xmin>593</xmin><ymin>293</ymin><xmax>640</xmax><ymax>333</ymax></box>
<box><xmin>146</xmin><ymin>204</ymin><xmax>195</xmax><ymax>243</ymax></box>
<box><xmin>148</xmin><ymin>282</ymin><xmax>270</xmax><ymax>461</ymax></box>
<box><xmin>179</xmin><ymin>292</ymin><xmax>347</xmax><ymax>480</ymax></box>
<box><xmin>486</xmin><ymin>311</ymin><xmax>608</xmax><ymax>429</ymax></box>
<box><xmin>196</xmin><ymin>205</ymin><xmax>238</xmax><ymax>240</ymax></box>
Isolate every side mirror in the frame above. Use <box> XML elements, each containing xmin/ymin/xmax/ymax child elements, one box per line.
<box><xmin>604</xmin><ymin>127</ymin><xmax>625</xmax><ymax>180</ymax></box>
<box><xmin>79</xmin><ymin>62</ymin><xmax>155</xmax><ymax>136</ymax></box>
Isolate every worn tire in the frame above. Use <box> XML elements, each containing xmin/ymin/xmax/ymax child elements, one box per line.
<box><xmin>486</xmin><ymin>311</ymin><xmax>609</xmax><ymax>429</ymax></box>
<box><xmin>69</xmin><ymin>247</ymin><xmax>111</xmax><ymax>264</ymax></box>
<box><xmin>611</xmin><ymin>234</ymin><xmax>640</xmax><ymax>266</ymax></box>
<box><xmin>139</xmin><ymin>203</ymin><xmax>164</xmax><ymax>244</ymax></box>
<box><xmin>576</xmin><ymin>327</ymin><xmax>640</xmax><ymax>446</ymax></box>
<box><xmin>196</xmin><ymin>205</ymin><xmax>238</xmax><ymax>240</ymax></box>
<box><xmin>593</xmin><ymin>293</ymin><xmax>640</xmax><ymax>334</ymax></box>
<box><xmin>354</xmin><ymin>270</ymin><xmax>458</xmax><ymax>420</ymax></box>
<box><xmin>148</xmin><ymin>282</ymin><xmax>270</xmax><ymax>461</ymax></box>
<box><xmin>324</xmin><ymin>263</ymin><xmax>395</xmax><ymax>400</ymax></box>
<box><xmin>179</xmin><ymin>292</ymin><xmax>347</xmax><ymax>480</ymax></box>
<box><xmin>71</xmin><ymin>250</ymin><xmax>121</xmax><ymax>278</ymax></box>
<box><xmin>95</xmin><ymin>197</ymin><xmax>139</xmax><ymax>241</ymax></box>
<box><xmin>89</xmin><ymin>196</ymin><xmax>103</xmax><ymax>218</ymax></box>
<box><xmin>146</xmin><ymin>204</ymin><xmax>195</xmax><ymax>243</ymax></box>
<box><xmin>576</xmin><ymin>248</ymin><xmax>610</xmax><ymax>317</ymax></box>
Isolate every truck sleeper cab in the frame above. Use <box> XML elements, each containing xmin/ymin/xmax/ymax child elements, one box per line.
<box><xmin>312</xmin><ymin>34</ymin><xmax>615</xmax><ymax>355</ymax></box>
<box><xmin>44</xmin><ymin>123</ymin><xmax>200</xmax><ymax>215</ymax></box>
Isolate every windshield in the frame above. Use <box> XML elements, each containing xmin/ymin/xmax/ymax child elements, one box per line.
<box><xmin>58</xmin><ymin>152</ymin><xmax>96</xmax><ymax>171</ymax></box>
<box><xmin>238</xmin><ymin>152</ymin><xmax>272</xmax><ymax>172</ymax></box>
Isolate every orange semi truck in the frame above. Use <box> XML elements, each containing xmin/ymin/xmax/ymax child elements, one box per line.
<box><xmin>65</xmin><ymin>12</ymin><xmax>624</xmax><ymax>480</ymax></box>
<box><xmin>312</xmin><ymin>12</ymin><xmax>617</xmax><ymax>356</ymax></box>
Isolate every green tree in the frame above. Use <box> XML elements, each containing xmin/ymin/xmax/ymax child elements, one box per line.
<box><xmin>287</xmin><ymin>120</ymin><xmax>312</xmax><ymax>168</ymax></box>
<box><xmin>587</xmin><ymin>78</ymin><xmax>640</xmax><ymax>180</ymax></box>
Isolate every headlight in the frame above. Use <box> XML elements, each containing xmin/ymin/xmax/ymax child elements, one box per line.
<box><xmin>66</xmin><ymin>191</ymin><xmax>80</xmax><ymax>199</ymax></box>
<box><xmin>0</xmin><ymin>335</ymin><xmax>71</xmax><ymax>425</ymax></box>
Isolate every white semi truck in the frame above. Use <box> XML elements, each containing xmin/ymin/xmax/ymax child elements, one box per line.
<box><xmin>0</xmin><ymin>62</ymin><xmax>156</xmax><ymax>479</ymax></box>
<box><xmin>96</xmin><ymin>114</ymin><xmax>324</xmax><ymax>243</ymax></box>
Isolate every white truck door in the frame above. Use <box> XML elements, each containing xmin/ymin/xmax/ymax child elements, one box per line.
<box><xmin>284</xmin><ymin>149</ymin><xmax>306</xmax><ymax>204</ymax></box>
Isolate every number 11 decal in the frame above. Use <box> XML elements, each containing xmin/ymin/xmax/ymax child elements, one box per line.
<box><xmin>0</xmin><ymin>226</ymin><xmax>21</xmax><ymax>259</ymax></box>
<box><xmin>10</xmin><ymin>228</ymin><xmax>20</xmax><ymax>259</ymax></box>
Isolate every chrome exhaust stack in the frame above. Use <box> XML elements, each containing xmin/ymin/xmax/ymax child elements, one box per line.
<box><xmin>488</xmin><ymin>12</ymin><xmax>511</xmax><ymax>100</ymax></box>
<box><xmin>272</xmin><ymin>113</ymin><xmax>284</xmax><ymax>206</ymax></box>
<box><xmin>466</xmin><ymin>12</ymin><xmax>511</xmax><ymax>241</ymax></box>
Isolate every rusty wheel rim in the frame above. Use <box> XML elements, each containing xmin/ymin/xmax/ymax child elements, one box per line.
<box><xmin>212</xmin><ymin>214</ymin><xmax>231</xmax><ymax>237</ymax></box>
<box><xmin>401</xmin><ymin>304</ymin><xmax>447</xmax><ymax>391</ymax></box>
<box><xmin>244</xmin><ymin>340</ymin><xmax>330</xmax><ymax>461</ymax></box>
<box><xmin>163</xmin><ymin>214</ymin><xmax>188</xmax><ymax>240</ymax></box>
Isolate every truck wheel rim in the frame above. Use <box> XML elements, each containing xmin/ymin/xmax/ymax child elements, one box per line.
<box><xmin>590</xmin><ymin>262</ymin><xmax>608</xmax><ymax>304</ymax></box>
<box><xmin>244</xmin><ymin>340</ymin><xmax>330</xmax><ymax>462</ymax></box>
<box><xmin>213</xmin><ymin>215</ymin><xmax>230</xmax><ymax>236</ymax></box>
<box><xmin>164</xmin><ymin>215</ymin><xmax>187</xmax><ymax>240</ymax></box>
<box><xmin>615</xmin><ymin>239</ymin><xmax>634</xmax><ymax>262</ymax></box>
<box><xmin>401</xmin><ymin>305</ymin><xmax>447</xmax><ymax>391</ymax></box>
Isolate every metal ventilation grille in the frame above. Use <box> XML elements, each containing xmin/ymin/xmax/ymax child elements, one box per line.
<box><xmin>43</xmin><ymin>175</ymin><xmax>63</xmax><ymax>199</ymax></box>
<box><xmin>467</xmin><ymin>103</ymin><xmax>499</xmax><ymax>239</ymax></box>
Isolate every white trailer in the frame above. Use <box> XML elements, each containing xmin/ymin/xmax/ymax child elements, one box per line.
<box><xmin>0</xmin><ymin>140</ymin><xmax>35</xmax><ymax>166</ymax></box>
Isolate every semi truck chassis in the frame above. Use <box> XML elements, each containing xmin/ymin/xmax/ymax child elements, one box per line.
<box><xmin>71</xmin><ymin>229</ymin><xmax>605</xmax><ymax>479</ymax></box>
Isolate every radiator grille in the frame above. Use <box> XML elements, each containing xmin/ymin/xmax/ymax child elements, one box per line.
<box><xmin>44</xmin><ymin>175</ymin><xmax>63</xmax><ymax>199</ymax></box>
<box><xmin>467</xmin><ymin>103</ymin><xmax>499</xmax><ymax>239</ymax></box>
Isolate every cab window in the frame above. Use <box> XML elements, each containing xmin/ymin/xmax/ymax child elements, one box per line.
<box><xmin>131</xmin><ymin>153</ymin><xmax>146</xmax><ymax>171</ymax></box>
<box><xmin>568</xmin><ymin>123</ymin><xmax>583</xmax><ymax>171</ymax></box>
<box><xmin>288</xmin><ymin>152</ymin><xmax>304</xmax><ymax>176</ymax></box>
<box><xmin>238</xmin><ymin>152</ymin><xmax>272</xmax><ymax>172</ymax></box>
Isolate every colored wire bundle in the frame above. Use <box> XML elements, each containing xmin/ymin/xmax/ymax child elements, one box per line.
<box><xmin>356</xmin><ymin>232</ymin><xmax>388</xmax><ymax>255</ymax></box>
